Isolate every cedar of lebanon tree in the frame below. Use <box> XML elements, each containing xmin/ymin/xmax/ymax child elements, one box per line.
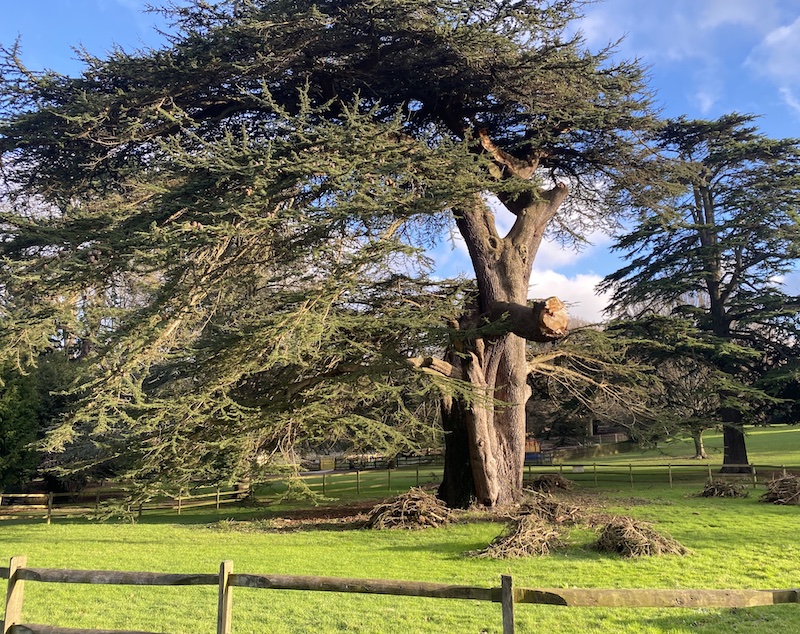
<box><xmin>602</xmin><ymin>115</ymin><xmax>800</xmax><ymax>473</ymax></box>
<box><xmin>0</xmin><ymin>0</ymin><xmax>653</xmax><ymax>507</ymax></box>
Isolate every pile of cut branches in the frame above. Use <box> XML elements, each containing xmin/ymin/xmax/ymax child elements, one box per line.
<box><xmin>595</xmin><ymin>517</ymin><xmax>688</xmax><ymax>558</ymax></box>
<box><xmin>700</xmin><ymin>480</ymin><xmax>749</xmax><ymax>498</ymax></box>
<box><xmin>470</xmin><ymin>515</ymin><xmax>564</xmax><ymax>559</ymax></box>
<box><xmin>521</xmin><ymin>491</ymin><xmax>582</xmax><ymax>525</ymax></box>
<box><xmin>365</xmin><ymin>488</ymin><xmax>454</xmax><ymax>529</ymax></box>
<box><xmin>760</xmin><ymin>475</ymin><xmax>800</xmax><ymax>505</ymax></box>
<box><xmin>527</xmin><ymin>473</ymin><xmax>573</xmax><ymax>493</ymax></box>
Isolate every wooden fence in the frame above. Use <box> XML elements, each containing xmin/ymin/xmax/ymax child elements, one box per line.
<box><xmin>0</xmin><ymin>488</ymin><xmax>246</xmax><ymax>524</ymax></box>
<box><xmin>2</xmin><ymin>462</ymin><xmax>796</xmax><ymax>523</ymax></box>
<box><xmin>529</xmin><ymin>462</ymin><xmax>796</xmax><ymax>489</ymax></box>
<box><xmin>2</xmin><ymin>556</ymin><xmax>799</xmax><ymax>634</ymax></box>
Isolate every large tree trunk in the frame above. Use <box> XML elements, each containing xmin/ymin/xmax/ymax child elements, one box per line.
<box><xmin>437</xmin><ymin>139</ymin><xmax>569</xmax><ymax>507</ymax></box>
<box><xmin>719</xmin><ymin>407</ymin><xmax>751</xmax><ymax>474</ymax></box>
<box><xmin>720</xmin><ymin>426</ymin><xmax>751</xmax><ymax>474</ymax></box>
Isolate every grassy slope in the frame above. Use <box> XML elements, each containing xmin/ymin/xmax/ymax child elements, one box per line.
<box><xmin>2</xmin><ymin>426</ymin><xmax>800</xmax><ymax>633</ymax></box>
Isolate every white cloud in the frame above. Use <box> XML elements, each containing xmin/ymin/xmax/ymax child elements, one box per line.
<box><xmin>693</xmin><ymin>85</ymin><xmax>720</xmax><ymax>114</ymax></box>
<box><xmin>779</xmin><ymin>87</ymin><xmax>800</xmax><ymax>116</ymax></box>
<box><xmin>699</xmin><ymin>0</ymin><xmax>780</xmax><ymax>30</ymax></box>
<box><xmin>528</xmin><ymin>269</ymin><xmax>609</xmax><ymax>323</ymax></box>
<box><xmin>747</xmin><ymin>17</ymin><xmax>800</xmax><ymax>85</ymax></box>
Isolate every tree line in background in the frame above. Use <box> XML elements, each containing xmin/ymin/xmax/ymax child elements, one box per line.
<box><xmin>0</xmin><ymin>0</ymin><xmax>798</xmax><ymax>504</ymax></box>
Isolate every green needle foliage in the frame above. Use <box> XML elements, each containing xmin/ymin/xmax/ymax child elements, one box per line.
<box><xmin>602</xmin><ymin>114</ymin><xmax>800</xmax><ymax>466</ymax></box>
<box><xmin>0</xmin><ymin>0</ymin><xmax>654</xmax><ymax>503</ymax></box>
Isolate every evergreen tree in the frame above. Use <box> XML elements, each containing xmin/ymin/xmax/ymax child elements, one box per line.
<box><xmin>0</xmin><ymin>0</ymin><xmax>653</xmax><ymax>505</ymax></box>
<box><xmin>0</xmin><ymin>364</ymin><xmax>40</xmax><ymax>486</ymax></box>
<box><xmin>601</xmin><ymin>114</ymin><xmax>800</xmax><ymax>471</ymax></box>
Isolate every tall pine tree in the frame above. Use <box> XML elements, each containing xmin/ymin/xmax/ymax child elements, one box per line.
<box><xmin>602</xmin><ymin>114</ymin><xmax>800</xmax><ymax>471</ymax></box>
<box><xmin>1</xmin><ymin>0</ymin><xmax>653</xmax><ymax>505</ymax></box>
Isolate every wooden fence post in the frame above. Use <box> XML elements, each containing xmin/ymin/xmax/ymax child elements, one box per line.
<box><xmin>177</xmin><ymin>496</ymin><xmax>182</xmax><ymax>515</ymax></box>
<box><xmin>387</xmin><ymin>468</ymin><xmax>391</xmax><ymax>491</ymax></box>
<box><xmin>668</xmin><ymin>464</ymin><xmax>673</xmax><ymax>488</ymax></box>
<box><xmin>216</xmin><ymin>489</ymin><xmax>221</xmax><ymax>510</ymax></box>
<box><xmin>593</xmin><ymin>463</ymin><xmax>597</xmax><ymax>487</ymax></box>
<box><xmin>217</xmin><ymin>560</ymin><xmax>233</xmax><ymax>634</ymax></box>
<box><xmin>322</xmin><ymin>473</ymin><xmax>326</xmax><ymax>496</ymax></box>
<box><xmin>4</xmin><ymin>555</ymin><xmax>27</xmax><ymax>634</ymax></box>
<box><xmin>708</xmin><ymin>464</ymin><xmax>713</xmax><ymax>482</ymax></box>
<box><xmin>356</xmin><ymin>470</ymin><xmax>361</xmax><ymax>495</ymax></box>
<box><xmin>629</xmin><ymin>464</ymin><xmax>633</xmax><ymax>488</ymax></box>
<box><xmin>752</xmin><ymin>465</ymin><xmax>758</xmax><ymax>488</ymax></box>
<box><xmin>46</xmin><ymin>493</ymin><xmax>53</xmax><ymax>525</ymax></box>
<box><xmin>501</xmin><ymin>575</ymin><xmax>515</xmax><ymax>634</ymax></box>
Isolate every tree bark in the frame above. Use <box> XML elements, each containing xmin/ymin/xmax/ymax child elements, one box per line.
<box><xmin>718</xmin><ymin>407</ymin><xmax>751</xmax><ymax>473</ymax></box>
<box><xmin>692</xmin><ymin>429</ymin><xmax>708</xmax><ymax>460</ymax></box>
<box><xmin>720</xmin><ymin>425</ymin><xmax>751</xmax><ymax>474</ymax></box>
<box><xmin>438</xmin><ymin>159</ymin><xmax>569</xmax><ymax>507</ymax></box>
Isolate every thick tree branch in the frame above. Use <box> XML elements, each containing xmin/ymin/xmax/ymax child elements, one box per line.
<box><xmin>506</xmin><ymin>182</ymin><xmax>569</xmax><ymax>249</ymax></box>
<box><xmin>478</xmin><ymin>128</ymin><xmax>548</xmax><ymax>180</ymax></box>
<box><xmin>407</xmin><ymin>356</ymin><xmax>463</xmax><ymax>379</ymax></box>
<box><xmin>486</xmin><ymin>297</ymin><xmax>569</xmax><ymax>342</ymax></box>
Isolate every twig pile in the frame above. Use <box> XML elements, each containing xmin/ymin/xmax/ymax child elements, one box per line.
<box><xmin>527</xmin><ymin>474</ymin><xmax>573</xmax><ymax>493</ymax></box>
<box><xmin>700</xmin><ymin>480</ymin><xmax>749</xmax><ymax>498</ymax></box>
<box><xmin>471</xmin><ymin>515</ymin><xmax>564</xmax><ymax>559</ymax></box>
<box><xmin>760</xmin><ymin>475</ymin><xmax>800</xmax><ymax>505</ymax></box>
<box><xmin>365</xmin><ymin>488</ymin><xmax>454</xmax><ymax>529</ymax></box>
<box><xmin>595</xmin><ymin>517</ymin><xmax>687</xmax><ymax>558</ymax></box>
<box><xmin>521</xmin><ymin>491</ymin><xmax>582</xmax><ymax>525</ymax></box>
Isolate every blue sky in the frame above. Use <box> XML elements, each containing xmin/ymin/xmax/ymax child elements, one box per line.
<box><xmin>2</xmin><ymin>0</ymin><xmax>799</xmax><ymax>320</ymax></box>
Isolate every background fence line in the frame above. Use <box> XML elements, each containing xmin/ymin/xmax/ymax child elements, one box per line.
<box><xmin>3</xmin><ymin>557</ymin><xmax>799</xmax><ymax>634</ymax></box>
<box><xmin>1</xmin><ymin>462</ymin><xmax>795</xmax><ymax>523</ymax></box>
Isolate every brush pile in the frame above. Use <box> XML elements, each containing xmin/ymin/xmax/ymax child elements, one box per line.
<box><xmin>527</xmin><ymin>473</ymin><xmax>573</xmax><ymax>493</ymax></box>
<box><xmin>521</xmin><ymin>491</ymin><xmax>582</xmax><ymax>525</ymax></box>
<box><xmin>595</xmin><ymin>516</ymin><xmax>687</xmax><ymax>557</ymax></box>
<box><xmin>471</xmin><ymin>514</ymin><xmax>564</xmax><ymax>559</ymax></box>
<box><xmin>700</xmin><ymin>480</ymin><xmax>749</xmax><ymax>498</ymax></box>
<box><xmin>760</xmin><ymin>475</ymin><xmax>800</xmax><ymax>505</ymax></box>
<box><xmin>365</xmin><ymin>488</ymin><xmax>454</xmax><ymax>529</ymax></box>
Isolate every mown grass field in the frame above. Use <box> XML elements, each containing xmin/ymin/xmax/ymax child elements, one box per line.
<box><xmin>2</xmin><ymin>425</ymin><xmax>800</xmax><ymax>633</ymax></box>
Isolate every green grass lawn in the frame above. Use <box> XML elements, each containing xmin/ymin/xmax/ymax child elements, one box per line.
<box><xmin>595</xmin><ymin>424</ymin><xmax>800</xmax><ymax>467</ymax></box>
<box><xmin>3</xmin><ymin>427</ymin><xmax>800</xmax><ymax>633</ymax></box>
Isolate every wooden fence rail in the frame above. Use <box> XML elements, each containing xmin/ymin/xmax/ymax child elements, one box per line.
<box><xmin>1</xmin><ymin>462</ymin><xmax>796</xmax><ymax>523</ymax></box>
<box><xmin>0</xmin><ymin>488</ymin><xmax>245</xmax><ymax>524</ymax></box>
<box><xmin>2</xmin><ymin>557</ymin><xmax>798</xmax><ymax>634</ymax></box>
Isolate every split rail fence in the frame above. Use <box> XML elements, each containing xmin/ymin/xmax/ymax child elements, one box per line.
<box><xmin>0</xmin><ymin>488</ymin><xmax>247</xmax><ymax>524</ymax></box>
<box><xmin>2</xmin><ymin>556</ymin><xmax>799</xmax><ymax>634</ymax></box>
<box><xmin>2</xmin><ymin>462</ymin><xmax>796</xmax><ymax>524</ymax></box>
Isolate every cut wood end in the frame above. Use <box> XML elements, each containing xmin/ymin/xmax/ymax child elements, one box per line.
<box><xmin>541</xmin><ymin>296</ymin><xmax>568</xmax><ymax>338</ymax></box>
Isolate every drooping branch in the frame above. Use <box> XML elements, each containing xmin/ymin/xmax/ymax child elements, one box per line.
<box><xmin>485</xmin><ymin>297</ymin><xmax>569</xmax><ymax>342</ymax></box>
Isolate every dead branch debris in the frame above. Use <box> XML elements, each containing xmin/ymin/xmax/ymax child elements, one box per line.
<box><xmin>470</xmin><ymin>514</ymin><xmax>564</xmax><ymax>559</ymax></box>
<box><xmin>527</xmin><ymin>473</ymin><xmax>573</xmax><ymax>493</ymax></box>
<box><xmin>700</xmin><ymin>480</ymin><xmax>749</xmax><ymax>498</ymax></box>
<box><xmin>760</xmin><ymin>475</ymin><xmax>800</xmax><ymax>505</ymax></box>
<box><xmin>595</xmin><ymin>517</ymin><xmax>688</xmax><ymax>558</ymax></box>
<box><xmin>365</xmin><ymin>488</ymin><xmax>455</xmax><ymax>530</ymax></box>
<box><xmin>520</xmin><ymin>490</ymin><xmax>582</xmax><ymax>525</ymax></box>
